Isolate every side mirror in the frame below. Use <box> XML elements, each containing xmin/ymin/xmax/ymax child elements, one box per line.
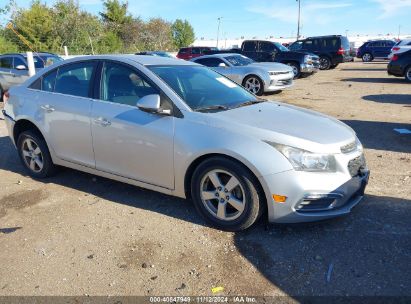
<box><xmin>16</xmin><ymin>65</ymin><xmax>27</xmax><ymax>70</ymax></box>
<box><xmin>218</xmin><ymin>63</ymin><xmax>227</xmax><ymax>68</ymax></box>
<box><xmin>137</xmin><ymin>94</ymin><xmax>171</xmax><ymax>115</ymax></box>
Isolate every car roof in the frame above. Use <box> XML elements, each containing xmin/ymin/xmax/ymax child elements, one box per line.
<box><xmin>0</xmin><ymin>52</ymin><xmax>59</xmax><ymax>57</ymax></box>
<box><xmin>306</xmin><ymin>35</ymin><xmax>343</xmax><ymax>39</ymax></box>
<box><xmin>61</xmin><ymin>55</ymin><xmax>195</xmax><ymax>66</ymax></box>
<box><xmin>193</xmin><ymin>53</ymin><xmax>243</xmax><ymax>60</ymax></box>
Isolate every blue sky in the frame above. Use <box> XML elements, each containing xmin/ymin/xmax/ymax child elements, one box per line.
<box><xmin>1</xmin><ymin>0</ymin><xmax>411</xmax><ymax>39</ymax></box>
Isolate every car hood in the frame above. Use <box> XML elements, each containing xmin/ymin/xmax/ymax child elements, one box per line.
<box><xmin>249</xmin><ymin>62</ymin><xmax>293</xmax><ymax>72</ymax></box>
<box><xmin>209</xmin><ymin>102</ymin><xmax>356</xmax><ymax>153</ymax></box>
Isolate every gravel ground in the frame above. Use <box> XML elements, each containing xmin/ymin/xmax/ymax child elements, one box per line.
<box><xmin>0</xmin><ymin>60</ymin><xmax>410</xmax><ymax>298</ymax></box>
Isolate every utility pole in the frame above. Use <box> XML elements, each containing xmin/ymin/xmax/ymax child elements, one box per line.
<box><xmin>217</xmin><ymin>17</ymin><xmax>223</xmax><ymax>48</ymax></box>
<box><xmin>296</xmin><ymin>0</ymin><xmax>301</xmax><ymax>39</ymax></box>
<box><xmin>398</xmin><ymin>24</ymin><xmax>401</xmax><ymax>40</ymax></box>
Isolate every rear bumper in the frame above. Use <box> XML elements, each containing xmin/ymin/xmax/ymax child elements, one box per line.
<box><xmin>2</xmin><ymin>110</ymin><xmax>16</xmax><ymax>146</ymax></box>
<box><xmin>387</xmin><ymin>63</ymin><xmax>404</xmax><ymax>77</ymax></box>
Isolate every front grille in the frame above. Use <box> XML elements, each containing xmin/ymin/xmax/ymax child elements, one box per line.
<box><xmin>277</xmin><ymin>79</ymin><xmax>292</xmax><ymax>85</ymax></box>
<box><xmin>348</xmin><ymin>154</ymin><xmax>366</xmax><ymax>177</ymax></box>
<box><xmin>271</xmin><ymin>71</ymin><xmax>291</xmax><ymax>75</ymax></box>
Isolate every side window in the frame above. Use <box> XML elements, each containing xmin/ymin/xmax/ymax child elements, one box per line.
<box><xmin>303</xmin><ymin>40</ymin><xmax>314</xmax><ymax>50</ymax></box>
<box><xmin>42</xmin><ymin>70</ymin><xmax>58</xmax><ymax>92</ymax></box>
<box><xmin>13</xmin><ymin>57</ymin><xmax>27</xmax><ymax>69</ymax></box>
<box><xmin>191</xmin><ymin>48</ymin><xmax>201</xmax><ymax>55</ymax></box>
<box><xmin>407</xmin><ymin>42</ymin><xmax>411</xmax><ymax>46</ymax></box>
<box><xmin>0</xmin><ymin>57</ymin><xmax>13</xmax><ymax>69</ymax></box>
<box><xmin>54</xmin><ymin>62</ymin><xmax>96</xmax><ymax>97</ymax></box>
<box><xmin>179</xmin><ymin>48</ymin><xmax>189</xmax><ymax>54</ymax></box>
<box><xmin>260</xmin><ymin>42</ymin><xmax>275</xmax><ymax>53</ymax></box>
<box><xmin>100</xmin><ymin>61</ymin><xmax>159</xmax><ymax>107</ymax></box>
<box><xmin>243</xmin><ymin>41</ymin><xmax>257</xmax><ymax>52</ymax></box>
<box><xmin>196</xmin><ymin>58</ymin><xmax>224</xmax><ymax>67</ymax></box>
<box><xmin>290</xmin><ymin>41</ymin><xmax>303</xmax><ymax>51</ymax></box>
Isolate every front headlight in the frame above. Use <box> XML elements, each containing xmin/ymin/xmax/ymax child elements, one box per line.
<box><xmin>266</xmin><ymin>142</ymin><xmax>337</xmax><ymax>172</ymax></box>
<box><xmin>304</xmin><ymin>55</ymin><xmax>313</xmax><ymax>64</ymax></box>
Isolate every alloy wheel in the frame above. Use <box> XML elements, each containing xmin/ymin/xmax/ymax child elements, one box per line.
<box><xmin>319</xmin><ymin>57</ymin><xmax>330</xmax><ymax>70</ymax></box>
<box><xmin>21</xmin><ymin>138</ymin><xmax>44</xmax><ymax>173</ymax></box>
<box><xmin>406</xmin><ymin>67</ymin><xmax>411</xmax><ymax>82</ymax></box>
<box><xmin>200</xmin><ymin>169</ymin><xmax>246</xmax><ymax>221</ymax></box>
<box><xmin>362</xmin><ymin>53</ymin><xmax>372</xmax><ymax>62</ymax></box>
<box><xmin>244</xmin><ymin>77</ymin><xmax>261</xmax><ymax>94</ymax></box>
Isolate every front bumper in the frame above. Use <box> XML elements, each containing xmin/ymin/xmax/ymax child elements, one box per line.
<box><xmin>265</xmin><ymin>73</ymin><xmax>294</xmax><ymax>92</ymax></box>
<box><xmin>300</xmin><ymin>63</ymin><xmax>319</xmax><ymax>74</ymax></box>
<box><xmin>2</xmin><ymin>110</ymin><xmax>16</xmax><ymax>146</ymax></box>
<box><xmin>259</xmin><ymin>157</ymin><xmax>370</xmax><ymax>223</ymax></box>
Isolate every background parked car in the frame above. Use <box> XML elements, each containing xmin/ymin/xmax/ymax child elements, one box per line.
<box><xmin>0</xmin><ymin>52</ymin><xmax>62</xmax><ymax>101</ymax></box>
<box><xmin>191</xmin><ymin>53</ymin><xmax>294</xmax><ymax>95</ymax></box>
<box><xmin>176</xmin><ymin>47</ymin><xmax>218</xmax><ymax>60</ymax></box>
<box><xmin>387</xmin><ymin>49</ymin><xmax>411</xmax><ymax>82</ymax></box>
<box><xmin>356</xmin><ymin>40</ymin><xmax>395</xmax><ymax>62</ymax></box>
<box><xmin>288</xmin><ymin>35</ymin><xmax>352</xmax><ymax>70</ymax></box>
<box><xmin>388</xmin><ymin>39</ymin><xmax>411</xmax><ymax>59</ymax></box>
<box><xmin>135</xmin><ymin>51</ymin><xmax>175</xmax><ymax>58</ymax></box>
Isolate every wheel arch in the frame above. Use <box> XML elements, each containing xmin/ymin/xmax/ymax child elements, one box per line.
<box><xmin>184</xmin><ymin>153</ymin><xmax>266</xmax><ymax>205</ymax></box>
<box><xmin>13</xmin><ymin>119</ymin><xmax>46</xmax><ymax>146</ymax></box>
<box><xmin>242</xmin><ymin>73</ymin><xmax>264</xmax><ymax>86</ymax></box>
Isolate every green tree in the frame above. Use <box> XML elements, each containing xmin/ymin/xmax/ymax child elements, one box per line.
<box><xmin>140</xmin><ymin>18</ymin><xmax>174</xmax><ymax>51</ymax></box>
<box><xmin>0</xmin><ymin>31</ymin><xmax>19</xmax><ymax>53</ymax></box>
<box><xmin>100</xmin><ymin>0</ymin><xmax>132</xmax><ymax>34</ymax></box>
<box><xmin>171</xmin><ymin>19</ymin><xmax>195</xmax><ymax>49</ymax></box>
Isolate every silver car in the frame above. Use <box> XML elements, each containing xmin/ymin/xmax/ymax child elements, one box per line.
<box><xmin>0</xmin><ymin>52</ymin><xmax>63</xmax><ymax>101</ymax></box>
<box><xmin>2</xmin><ymin>55</ymin><xmax>369</xmax><ymax>231</ymax></box>
<box><xmin>191</xmin><ymin>54</ymin><xmax>294</xmax><ymax>95</ymax></box>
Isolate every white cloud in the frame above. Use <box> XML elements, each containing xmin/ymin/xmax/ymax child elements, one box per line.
<box><xmin>373</xmin><ymin>0</ymin><xmax>411</xmax><ymax>18</ymax></box>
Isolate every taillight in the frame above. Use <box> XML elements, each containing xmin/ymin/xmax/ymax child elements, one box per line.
<box><xmin>392</xmin><ymin>54</ymin><xmax>399</xmax><ymax>61</ymax></box>
<box><xmin>337</xmin><ymin>47</ymin><xmax>344</xmax><ymax>55</ymax></box>
<box><xmin>3</xmin><ymin>90</ymin><xmax>9</xmax><ymax>104</ymax></box>
<box><xmin>392</xmin><ymin>47</ymin><xmax>400</xmax><ymax>51</ymax></box>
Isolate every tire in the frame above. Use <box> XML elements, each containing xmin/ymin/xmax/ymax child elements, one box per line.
<box><xmin>242</xmin><ymin>75</ymin><xmax>264</xmax><ymax>96</ymax></box>
<box><xmin>17</xmin><ymin>130</ymin><xmax>57</xmax><ymax>178</ymax></box>
<box><xmin>191</xmin><ymin>157</ymin><xmax>264</xmax><ymax>231</ymax></box>
<box><xmin>362</xmin><ymin>53</ymin><xmax>373</xmax><ymax>62</ymax></box>
<box><xmin>287</xmin><ymin>62</ymin><xmax>301</xmax><ymax>78</ymax></box>
<box><xmin>319</xmin><ymin>56</ymin><xmax>331</xmax><ymax>70</ymax></box>
<box><xmin>0</xmin><ymin>86</ymin><xmax>3</xmax><ymax>102</ymax></box>
<box><xmin>405</xmin><ymin>66</ymin><xmax>411</xmax><ymax>83</ymax></box>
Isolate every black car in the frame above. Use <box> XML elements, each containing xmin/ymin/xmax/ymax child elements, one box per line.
<box><xmin>289</xmin><ymin>35</ymin><xmax>351</xmax><ymax>70</ymax></box>
<box><xmin>387</xmin><ymin>49</ymin><xmax>411</xmax><ymax>82</ymax></box>
<box><xmin>205</xmin><ymin>40</ymin><xmax>319</xmax><ymax>78</ymax></box>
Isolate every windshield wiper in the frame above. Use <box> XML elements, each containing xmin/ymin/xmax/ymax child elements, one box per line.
<box><xmin>195</xmin><ymin>105</ymin><xmax>230</xmax><ymax>112</ymax></box>
<box><xmin>233</xmin><ymin>99</ymin><xmax>266</xmax><ymax>109</ymax></box>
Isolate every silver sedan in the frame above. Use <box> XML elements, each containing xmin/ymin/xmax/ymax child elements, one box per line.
<box><xmin>191</xmin><ymin>54</ymin><xmax>294</xmax><ymax>95</ymax></box>
<box><xmin>3</xmin><ymin>55</ymin><xmax>369</xmax><ymax>231</ymax></box>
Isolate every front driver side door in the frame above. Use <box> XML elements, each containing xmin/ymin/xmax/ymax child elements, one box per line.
<box><xmin>91</xmin><ymin>61</ymin><xmax>175</xmax><ymax>189</ymax></box>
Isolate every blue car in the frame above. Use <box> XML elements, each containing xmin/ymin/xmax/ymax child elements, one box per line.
<box><xmin>356</xmin><ymin>40</ymin><xmax>395</xmax><ymax>62</ymax></box>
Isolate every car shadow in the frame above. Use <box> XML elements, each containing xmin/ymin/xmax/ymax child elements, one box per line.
<box><xmin>363</xmin><ymin>94</ymin><xmax>411</xmax><ymax>105</ymax></box>
<box><xmin>0</xmin><ymin>135</ymin><xmax>207</xmax><ymax>228</ymax></box>
<box><xmin>341</xmin><ymin>68</ymin><xmax>387</xmax><ymax>72</ymax></box>
<box><xmin>234</xmin><ymin>194</ymin><xmax>411</xmax><ymax>296</ymax></box>
<box><xmin>341</xmin><ymin>77</ymin><xmax>406</xmax><ymax>84</ymax></box>
<box><xmin>342</xmin><ymin>120</ymin><xmax>411</xmax><ymax>153</ymax></box>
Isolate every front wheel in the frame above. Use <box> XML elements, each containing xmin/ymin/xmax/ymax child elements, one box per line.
<box><xmin>243</xmin><ymin>75</ymin><xmax>264</xmax><ymax>96</ymax></box>
<box><xmin>319</xmin><ymin>56</ymin><xmax>331</xmax><ymax>70</ymax></box>
<box><xmin>362</xmin><ymin>53</ymin><xmax>373</xmax><ymax>62</ymax></box>
<box><xmin>191</xmin><ymin>157</ymin><xmax>264</xmax><ymax>231</ymax></box>
<box><xmin>287</xmin><ymin>62</ymin><xmax>301</xmax><ymax>78</ymax></box>
<box><xmin>17</xmin><ymin>130</ymin><xmax>57</xmax><ymax>178</ymax></box>
<box><xmin>405</xmin><ymin>66</ymin><xmax>411</xmax><ymax>83</ymax></box>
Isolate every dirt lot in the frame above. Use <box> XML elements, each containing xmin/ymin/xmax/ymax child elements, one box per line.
<box><xmin>0</xmin><ymin>60</ymin><xmax>410</xmax><ymax>298</ymax></box>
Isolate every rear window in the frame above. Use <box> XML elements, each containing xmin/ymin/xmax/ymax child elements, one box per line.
<box><xmin>243</xmin><ymin>41</ymin><xmax>257</xmax><ymax>52</ymax></box>
<box><xmin>179</xmin><ymin>48</ymin><xmax>189</xmax><ymax>54</ymax></box>
<box><xmin>32</xmin><ymin>55</ymin><xmax>63</xmax><ymax>69</ymax></box>
<box><xmin>340</xmin><ymin>37</ymin><xmax>350</xmax><ymax>49</ymax></box>
<box><xmin>0</xmin><ymin>57</ymin><xmax>13</xmax><ymax>69</ymax></box>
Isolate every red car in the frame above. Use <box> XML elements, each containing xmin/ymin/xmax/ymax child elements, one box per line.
<box><xmin>176</xmin><ymin>47</ymin><xmax>218</xmax><ymax>60</ymax></box>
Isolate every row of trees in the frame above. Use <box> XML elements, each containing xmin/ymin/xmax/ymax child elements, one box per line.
<box><xmin>0</xmin><ymin>0</ymin><xmax>195</xmax><ymax>55</ymax></box>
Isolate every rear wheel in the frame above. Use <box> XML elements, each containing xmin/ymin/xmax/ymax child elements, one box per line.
<box><xmin>319</xmin><ymin>56</ymin><xmax>331</xmax><ymax>70</ymax></box>
<box><xmin>243</xmin><ymin>75</ymin><xmax>264</xmax><ymax>96</ymax></box>
<box><xmin>191</xmin><ymin>157</ymin><xmax>264</xmax><ymax>231</ymax></box>
<box><xmin>17</xmin><ymin>130</ymin><xmax>57</xmax><ymax>178</ymax></box>
<box><xmin>362</xmin><ymin>53</ymin><xmax>373</xmax><ymax>62</ymax></box>
<box><xmin>406</xmin><ymin>66</ymin><xmax>411</xmax><ymax>83</ymax></box>
<box><xmin>287</xmin><ymin>62</ymin><xmax>301</xmax><ymax>78</ymax></box>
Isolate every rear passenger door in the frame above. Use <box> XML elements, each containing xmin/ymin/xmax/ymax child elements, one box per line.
<box><xmin>33</xmin><ymin>61</ymin><xmax>98</xmax><ymax>167</ymax></box>
<box><xmin>382</xmin><ymin>41</ymin><xmax>395</xmax><ymax>57</ymax></box>
<box><xmin>242</xmin><ymin>41</ymin><xmax>258</xmax><ymax>61</ymax></box>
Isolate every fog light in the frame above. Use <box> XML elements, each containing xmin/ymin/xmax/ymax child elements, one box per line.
<box><xmin>273</xmin><ymin>194</ymin><xmax>287</xmax><ymax>203</ymax></box>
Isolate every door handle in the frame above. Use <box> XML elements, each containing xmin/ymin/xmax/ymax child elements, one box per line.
<box><xmin>94</xmin><ymin>117</ymin><xmax>111</xmax><ymax>127</ymax></box>
<box><xmin>40</xmin><ymin>104</ymin><xmax>55</xmax><ymax>113</ymax></box>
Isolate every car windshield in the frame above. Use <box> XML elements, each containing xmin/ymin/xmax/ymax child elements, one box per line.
<box><xmin>149</xmin><ymin>65</ymin><xmax>258</xmax><ymax>111</ymax></box>
<box><xmin>32</xmin><ymin>55</ymin><xmax>63</xmax><ymax>68</ymax></box>
<box><xmin>152</xmin><ymin>52</ymin><xmax>174</xmax><ymax>58</ymax></box>
<box><xmin>225</xmin><ymin>55</ymin><xmax>254</xmax><ymax>66</ymax></box>
<box><xmin>274</xmin><ymin>42</ymin><xmax>289</xmax><ymax>52</ymax></box>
